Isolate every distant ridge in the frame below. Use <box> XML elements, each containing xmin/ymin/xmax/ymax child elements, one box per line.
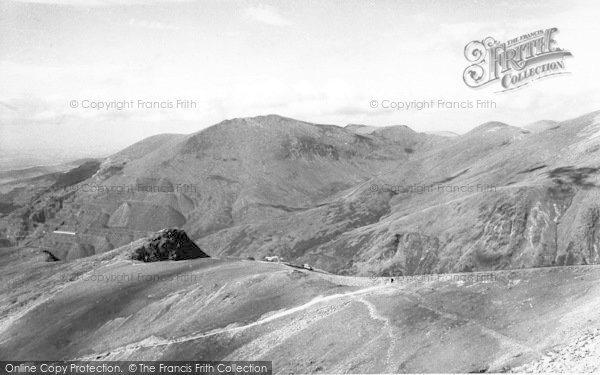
<box><xmin>424</xmin><ymin>130</ymin><xmax>459</xmax><ymax>137</ymax></box>
<box><xmin>523</xmin><ymin>119</ymin><xmax>560</xmax><ymax>133</ymax></box>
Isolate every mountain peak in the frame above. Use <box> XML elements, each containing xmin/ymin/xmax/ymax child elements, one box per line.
<box><xmin>474</xmin><ymin>121</ymin><xmax>510</xmax><ymax>130</ymax></box>
<box><xmin>465</xmin><ymin>121</ymin><xmax>523</xmax><ymax>135</ymax></box>
<box><xmin>345</xmin><ymin>123</ymin><xmax>415</xmax><ymax>136</ymax></box>
<box><xmin>230</xmin><ymin>114</ymin><xmax>300</xmax><ymax>124</ymax></box>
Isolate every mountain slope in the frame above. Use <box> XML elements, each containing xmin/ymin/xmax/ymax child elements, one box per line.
<box><xmin>3</xmin><ymin>111</ymin><xmax>600</xmax><ymax>277</ymax></box>
<box><xmin>1</xmin><ymin>115</ymin><xmax>442</xmax><ymax>260</ymax></box>
<box><xmin>200</xmin><ymin>111</ymin><xmax>600</xmax><ymax>275</ymax></box>
<box><xmin>1</xmin><ymin>243</ymin><xmax>600</xmax><ymax>373</ymax></box>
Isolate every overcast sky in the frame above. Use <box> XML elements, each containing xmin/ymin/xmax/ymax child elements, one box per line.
<box><xmin>1</xmin><ymin>0</ymin><xmax>599</xmax><ymax>157</ymax></box>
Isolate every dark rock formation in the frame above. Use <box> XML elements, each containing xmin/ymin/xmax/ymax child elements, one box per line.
<box><xmin>131</xmin><ymin>228</ymin><xmax>209</xmax><ymax>262</ymax></box>
<box><xmin>42</xmin><ymin>250</ymin><xmax>60</xmax><ymax>262</ymax></box>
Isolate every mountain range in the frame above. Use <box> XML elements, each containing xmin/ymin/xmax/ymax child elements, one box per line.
<box><xmin>2</xmin><ymin>112</ymin><xmax>599</xmax><ymax>276</ymax></box>
<box><xmin>2</xmin><ymin>110</ymin><xmax>600</xmax><ymax>371</ymax></box>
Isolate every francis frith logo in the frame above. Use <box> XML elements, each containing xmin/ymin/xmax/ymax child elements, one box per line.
<box><xmin>463</xmin><ymin>28</ymin><xmax>572</xmax><ymax>92</ymax></box>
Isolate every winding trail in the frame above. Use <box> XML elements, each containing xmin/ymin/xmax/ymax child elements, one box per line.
<box><xmin>357</xmin><ymin>297</ymin><xmax>402</xmax><ymax>372</ymax></box>
<box><xmin>77</xmin><ymin>282</ymin><xmax>393</xmax><ymax>360</ymax></box>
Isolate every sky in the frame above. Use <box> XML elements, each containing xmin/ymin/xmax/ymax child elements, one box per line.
<box><xmin>1</xmin><ymin>0</ymin><xmax>599</xmax><ymax>159</ymax></box>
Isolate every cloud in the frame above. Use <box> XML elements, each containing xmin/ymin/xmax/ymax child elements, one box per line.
<box><xmin>0</xmin><ymin>102</ymin><xmax>18</xmax><ymax>112</ymax></box>
<box><xmin>128</xmin><ymin>18</ymin><xmax>181</xmax><ymax>31</ymax></box>
<box><xmin>7</xmin><ymin>0</ymin><xmax>193</xmax><ymax>6</ymax></box>
<box><xmin>245</xmin><ymin>5</ymin><xmax>291</xmax><ymax>27</ymax></box>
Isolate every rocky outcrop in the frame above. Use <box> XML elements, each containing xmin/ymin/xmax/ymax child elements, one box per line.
<box><xmin>131</xmin><ymin>228</ymin><xmax>209</xmax><ymax>262</ymax></box>
<box><xmin>511</xmin><ymin>328</ymin><xmax>600</xmax><ymax>373</ymax></box>
<box><xmin>41</xmin><ymin>250</ymin><xmax>60</xmax><ymax>262</ymax></box>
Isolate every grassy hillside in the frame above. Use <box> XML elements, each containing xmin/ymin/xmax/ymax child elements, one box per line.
<box><xmin>1</xmin><ymin>242</ymin><xmax>599</xmax><ymax>373</ymax></box>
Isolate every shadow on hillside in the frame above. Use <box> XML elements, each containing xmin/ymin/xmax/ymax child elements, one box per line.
<box><xmin>548</xmin><ymin>166</ymin><xmax>599</xmax><ymax>188</ymax></box>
